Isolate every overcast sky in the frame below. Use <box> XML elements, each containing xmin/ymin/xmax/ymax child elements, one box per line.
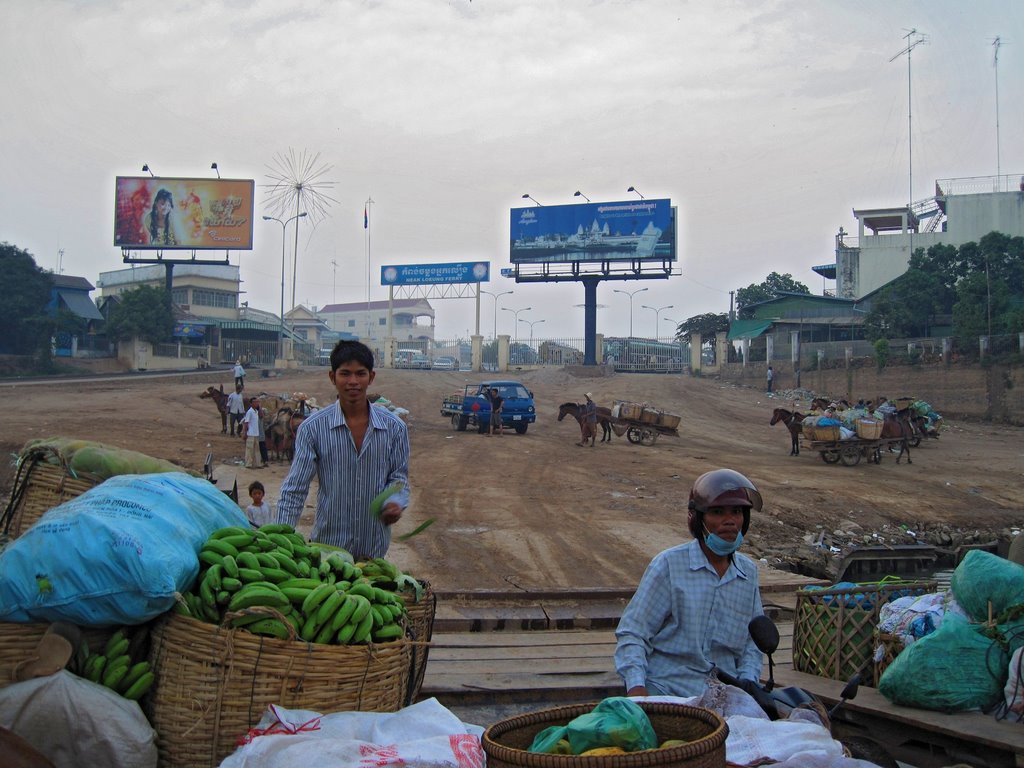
<box><xmin>2</xmin><ymin>0</ymin><xmax>1021</xmax><ymax>341</ymax></box>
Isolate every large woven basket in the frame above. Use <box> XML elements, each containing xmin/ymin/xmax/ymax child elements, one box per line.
<box><xmin>614</xmin><ymin>402</ymin><xmax>644</xmax><ymax>421</ymax></box>
<box><xmin>0</xmin><ymin>621</ymin><xmax>113</xmax><ymax>691</ymax></box>
<box><xmin>400</xmin><ymin>580</ymin><xmax>436</xmax><ymax>701</ymax></box>
<box><xmin>1</xmin><ymin>451</ymin><xmax>101</xmax><ymax>539</ymax></box>
<box><xmin>144</xmin><ymin>612</ymin><xmax>412</xmax><ymax>767</ymax></box>
<box><xmin>855</xmin><ymin>419</ymin><xmax>883</xmax><ymax>440</ymax></box>
<box><xmin>803</xmin><ymin>425</ymin><xmax>840</xmax><ymax>442</ymax></box>
<box><xmin>792</xmin><ymin>580</ymin><xmax>935</xmax><ymax>685</ymax></box>
<box><xmin>483</xmin><ymin>701</ymin><xmax>727</xmax><ymax>768</ymax></box>
<box><xmin>872</xmin><ymin>629</ymin><xmax>906</xmax><ymax>686</ymax></box>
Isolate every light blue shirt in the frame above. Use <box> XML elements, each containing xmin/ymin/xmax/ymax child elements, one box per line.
<box><xmin>614</xmin><ymin>539</ymin><xmax>764</xmax><ymax>696</ymax></box>
<box><xmin>277</xmin><ymin>401</ymin><xmax>410</xmax><ymax>558</ymax></box>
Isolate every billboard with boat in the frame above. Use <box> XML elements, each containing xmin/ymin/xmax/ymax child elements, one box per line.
<box><xmin>509</xmin><ymin>199</ymin><xmax>675</xmax><ymax>265</ymax></box>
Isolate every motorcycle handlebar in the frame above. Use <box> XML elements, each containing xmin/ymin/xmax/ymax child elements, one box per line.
<box><xmin>713</xmin><ymin>668</ymin><xmax>780</xmax><ymax>720</ymax></box>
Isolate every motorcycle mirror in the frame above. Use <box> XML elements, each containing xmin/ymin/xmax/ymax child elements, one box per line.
<box><xmin>839</xmin><ymin>671</ymin><xmax>861</xmax><ymax>702</ymax></box>
<box><xmin>748</xmin><ymin>615</ymin><xmax>780</xmax><ymax>655</ymax></box>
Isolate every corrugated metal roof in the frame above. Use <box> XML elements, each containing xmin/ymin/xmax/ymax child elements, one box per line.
<box><xmin>57</xmin><ymin>289</ymin><xmax>104</xmax><ymax>320</ymax></box>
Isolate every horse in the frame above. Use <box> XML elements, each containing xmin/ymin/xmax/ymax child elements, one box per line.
<box><xmin>770</xmin><ymin>407</ymin><xmax>805</xmax><ymax>456</ymax></box>
<box><xmin>875</xmin><ymin>409</ymin><xmax>914</xmax><ymax>464</ymax></box>
<box><xmin>199</xmin><ymin>385</ymin><xmax>229</xmax><ymax>434</ymax></box>
<box><xmin>557</xmin><ymin>402</ymin><xmax>613</xmax><ymax>444</ymax></box>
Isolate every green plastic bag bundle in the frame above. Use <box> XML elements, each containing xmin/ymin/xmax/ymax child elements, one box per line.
<box><xmin>528</xmin><ymin>697</ymin><xmax>658</xmax><ymax>754</ymax></box>
<box><xmin>951</xmin><ymin>550</ymin><xmax>1024</xmax><ymax>621</ymax></box>
<box><xmin>878</xmin><ymin>616</ymin><xmax>1010</xmax><ymax>711</ymax></box>
<box><xmin>21</xmin><ymin>437</ymin><xmax>199</xmax><ymax>481</ymax></box>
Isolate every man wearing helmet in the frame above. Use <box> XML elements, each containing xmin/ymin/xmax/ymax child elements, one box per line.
<box><xmin>614</xmin><ymin>468</ymin><xmax>765</xmax><ymax>697</ymax></box>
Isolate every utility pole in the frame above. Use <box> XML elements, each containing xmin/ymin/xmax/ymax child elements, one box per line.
<box><xmin>330</xmin><ymin>259</ymin><xmax>338</xmax><ymax>306</ymax></box>
<box><xmin>993</xmin><ymin>36</ymin><xmax>1002</xmax><ymax>181</ymax></box>
<box><xmin>890</xmin><ymin>29</ymin><xmax>927</xmax><ymax>206</ymax></box>
<box><xmin>728</xmin><ymin>291</ymin><xmax>735</xmax><ymax>321</ymax></box>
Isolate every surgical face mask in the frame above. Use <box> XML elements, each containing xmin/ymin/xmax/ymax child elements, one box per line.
<box><xmin>703</xmin><ymin>527</ymin><xmax>744</xmax><ymax>556</ymax></box>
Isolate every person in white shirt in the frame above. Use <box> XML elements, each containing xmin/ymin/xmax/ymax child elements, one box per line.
<box><xmin>241</xmin><ymin>397</ymin><xmax>262</xmax><ymax>468</ymax></box>
<box><xmin>233</xmin><ymin>359</ymin><xmax>246</xmax><ymax>390</ymax></box>
<box><xmin>226</xmin><ymin>385</ymin><xmax>245</xmax><ymax>436</ymax></box>
<box><xmin>245</xmin><ymin>481</ymin><xmax>275</xmax><ymax>527</ymax></box>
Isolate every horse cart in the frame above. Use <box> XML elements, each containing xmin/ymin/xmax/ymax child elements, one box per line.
<box><xmin>800</xmin><ymin>421</ymin><xmax>910</xmax><ymax>466</ymax></box>
<box><xmin>610</xmin><ymin>401</ymin><xmax>681</xmax><ymax>446</ymax></box>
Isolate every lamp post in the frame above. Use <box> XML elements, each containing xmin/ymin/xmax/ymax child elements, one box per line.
<box><xmin>481</xmin><ymin>289</ymin><xmax>514</xmax><ymax>340</ymax></box>
<box><xmin>519</xmin><ymin>318</ymin><xmax>545</xmax><ymax>358</ymax></box>
<box><xmin>502</xmin><ymin>306</ymin><xmax>532</xmax><ymax>342</ymax></box>
<box><xmin>262</xmin><ymin>212</ymin><xmax>307</xmax><ymax>359</ymax></box>
<box><xmin>641</xmin><ymin>304</ymin><xmax>674</xmax><ymax>339</ymax></box>
<box><xmin>573</xmin><ymin>191</ymin><xmax>590</xmax><ymax>202</ymax></box>
<box><xmin>627</xmin><ymin>186</ymin><xmax>645</xmax><ymax>199</ymax></box>
<box><xmin>613</xmin><ymin>287</ymin><xmax>648</xmax><ymax>338</ymax></box>
<box><xmin>521</xmin><ymin>194</ymin><xmax>543</xmax><ymax>206</ymax></box>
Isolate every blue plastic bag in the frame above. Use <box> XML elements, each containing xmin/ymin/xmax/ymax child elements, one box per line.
<box><xmin>0</xmin><ymin>473</ymin><xmax>248</xmax><ymax>626</ymax></box>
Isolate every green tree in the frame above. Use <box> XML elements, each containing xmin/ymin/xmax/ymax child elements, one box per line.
<box><xmin>673</xmin><ymin>312</ymin><xmax>729</xmax><ymax>343</ymax></box>
<box><xmin>862</xmin><ymin>287</ymin><xmax>914</xmax><ymax>341</ymax></box>
<box><xmin>0</xmin><ymin>243</ymin><xmax>53</xmax><ymax>355</ymax></box>
<box><xmin>735</xmin><ymin>272</ymin><xmax>810</xmax><ymax>317</ymax></box>
<box><xmin>104</xmin><ymin>285</ymin><xmax>175</xmax><ymax>345</ymax></box>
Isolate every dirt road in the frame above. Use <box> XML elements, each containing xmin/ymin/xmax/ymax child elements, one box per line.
<box><xmin>2</xmin><ymin>365</ymin><xmax>1022</xmax><ymax>591</ymax></box>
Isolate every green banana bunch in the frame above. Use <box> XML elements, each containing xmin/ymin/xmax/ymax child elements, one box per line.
<box><xmin>81</xmin><ymin>627</ymin><xmax>155</xmax><ymax>701</ymax></box>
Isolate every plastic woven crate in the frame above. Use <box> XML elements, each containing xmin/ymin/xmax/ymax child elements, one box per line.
<box><xmin>657</xmin><ymin>412</ymin><xmax>681</xmax><ymax>430</ymax></box>
<box><xmin>614</xmin><ymin>401</ymin><xmax>644</xmax><ymax>421</ymax></box>
<box><xmin>792</xmin><ymin>579</ymin><xmax>936</xmax><ymax>685</ymax></box>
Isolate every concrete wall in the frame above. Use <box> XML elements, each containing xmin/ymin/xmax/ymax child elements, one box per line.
<box><xmin>719</xmin><ymin>359</ymin><xmax>1024</xmax><ymax>425</ymax></box>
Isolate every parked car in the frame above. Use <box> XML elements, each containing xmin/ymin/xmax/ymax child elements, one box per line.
<box><xmin>432</xmin><ymin>356</ymin><xmax>458</xmax><ymax>370</ymax></box>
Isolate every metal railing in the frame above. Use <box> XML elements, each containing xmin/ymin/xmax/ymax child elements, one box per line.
<box><xmin>935</xmin><ymin>173</ymin><xmax>1023</xmax><ymax>196</ymax></box>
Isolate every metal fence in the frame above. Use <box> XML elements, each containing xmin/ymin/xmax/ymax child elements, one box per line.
<box><xmin>430</xmin><ymin>336</ymin><xmax>690</xmax><ymax>373</ymax></box>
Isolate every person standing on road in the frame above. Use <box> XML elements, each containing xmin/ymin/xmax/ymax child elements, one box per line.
<box><xmin>766</xmin><ymin>366</ymin><xmax>774</xmax><ymax>394</ymax></box>
<box><xmin>256</xmin><ymin>400</ymin><xmax>269</xmax><ymax>468</ymax></box>
<box><xmin>276</xmin><ymin>340</ymin><xmax>410</xmax><ymax>559</ymax></box>
<box><xmin>226</xmin><ymin>385</ymin><xmax>246</xmax><ymax>437</ymax></box>
<box><xmin>233</xmin><ymin>359</ymin><xmax>246</xmax><ymax>390</ymax></box>
<box><xmin>614</xmin><ymin>468</ymin><xmax>765</xmax><ymax>698</ymax></box>
<box><xmin>241</xmin><ymin>396</ymin><xmax>262</xmax><ymax>469</ymax></box>
<box><xmin>488</xmin><ymin>387</ymin><xmax>504</xmax><ymax>436</ymax></box>
<box><xmin>579</xmin><ymin>392</ymin><xmax>598</xmax><ymax>447</ymax></box>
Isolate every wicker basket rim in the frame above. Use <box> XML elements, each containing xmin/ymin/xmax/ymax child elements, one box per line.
<box><xmin>482</xmin><ymin>702</ymin><xmax>728</xmax><ymax>767</ymax></box>
<box><xmin>796</xmin><ymin>579</ymin><xmax>937</xmax><ymax>596</ymax></box>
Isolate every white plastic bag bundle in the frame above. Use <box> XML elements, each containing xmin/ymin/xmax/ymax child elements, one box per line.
<box><xmin>0</xmin><ymin>671</ymin><xmax>157</xmax><ymax>768</ymax></box>
<box><xmin>220</xmin><ymin>698</ymin><xmax>484</xmax><ymax>768</ymax></box>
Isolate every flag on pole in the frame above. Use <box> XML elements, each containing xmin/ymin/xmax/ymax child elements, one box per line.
<box><xmin>364</xmin><ymin>206</ymin><xmax>368</xmax><ymax>229</ymax></box>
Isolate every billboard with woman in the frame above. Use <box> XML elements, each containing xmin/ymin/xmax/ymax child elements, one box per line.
<box><xmin>114</xmin><ymin>177</ymin><xmax>255</xmax><ymax>250</ymax></box>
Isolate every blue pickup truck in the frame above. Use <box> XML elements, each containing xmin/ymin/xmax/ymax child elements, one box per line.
<box><xmin>440</xmin><ymin>380</ymin><xmax>537</xmax><ymax>434</ymax></box>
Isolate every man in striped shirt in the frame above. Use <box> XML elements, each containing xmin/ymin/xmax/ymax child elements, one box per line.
<box><xmin>277</xmin><ymin>341</ymin><xmax>410</xmax><ymax>558</ymax></box>
<box><xmin>614</xmin><ymin>469</ymin><xmax>764</xmax><ymax>697</ymax></box>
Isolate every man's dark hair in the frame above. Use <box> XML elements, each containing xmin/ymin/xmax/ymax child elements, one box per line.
<box><xmin>330</xmin><ymin>340</ymin><xmax>375</xmax><ymax>372</ymax></box>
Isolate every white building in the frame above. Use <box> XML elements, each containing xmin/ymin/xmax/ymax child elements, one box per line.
<box><xmin>96</xmin><ymin>263</ymin><xmax>242</xmax><ymax>321</ymax></box>
<box><xmin>316</xmin><ymin>299</ymin><xmax>435</xmax><ymax>349</ymax></box>
<box><xmin>819</xmin><ymin>174</ymin><xmax>1024</xmax><ymax>299</ymax></box>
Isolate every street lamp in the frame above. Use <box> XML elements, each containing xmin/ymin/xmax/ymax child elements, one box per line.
<box><xmin>573</xmin><ymin>191</ymin><xmax>590</xmax><ymax>202</ymax></box>
<box><xmin>613</xmin><ymin>287</ymin><xmax>648</xmax><ymax>338</ymax></box>
<box><xmin>502</xmin><ymin>306</ymin><xmax>532</xmax><ymax>341</ymax></box>
<box><xmin>641</xmin><ymin>304</ymin><xmax>674</xmax><ymax>338</ymax></box>
<box><xmin>519</xmin><ymin>318</ymin><xmax>545</xmax><ymax>355</ymax></box>
<box><xmin>481</xmin><ymin>289</ymin><xmax>514</xmax><ymax>340</ymax></box>
<box><xmin>262</xmin><ymin>212</ymin><xmax>307</xmax><ymax>359</ymax></box>
<box><xmin>627</xmin><ymin>186</ymin><xmax>645</xmax><ymax>199</ymax></box>
<box><xmin>521</xmin><ymin>194</ymin><xmax>543</xmax><ymax>206</ymax></box>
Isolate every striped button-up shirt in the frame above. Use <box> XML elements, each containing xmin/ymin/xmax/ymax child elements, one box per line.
<box><xmin>277</xmin><ymin>401</ymin><xmax>410</xmax><ymax>558</ymax></box>
<box><xmin>614</xmin><ymin>539</ymin><xmax>763</xmax><ymax>697</ymax></box>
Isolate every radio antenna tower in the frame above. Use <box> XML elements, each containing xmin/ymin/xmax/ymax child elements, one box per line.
<box><xmin>992</xmin><ymin>37</ymin><xmax>1002</xmax><ymax>180</ymax></box>
<box><xmin>890</xmin><ymin>29</ymin><xmax>928</xmax><ymax>205</ymax></box>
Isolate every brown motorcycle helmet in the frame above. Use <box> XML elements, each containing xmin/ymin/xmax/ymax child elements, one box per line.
<box><xmin>687</xmin><ymin>469</ymin><xmax>762</xmax><ymax>539</ymax></box>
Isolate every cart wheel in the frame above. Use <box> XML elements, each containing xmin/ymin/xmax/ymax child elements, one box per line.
<box><xmin>821</xmin><ymin>449</ymin><xmax>841</xmax><ymax>464</ymax></box>
<box><xmin>626</xmin><ymin>427</ymin><xmax>643</xmax><ymax>444</ymax></box>
<box><xmin>909</xmin><ymin>435</ymin><xmax>922</xmax><ymax>448</ymax></box>
<box><xmin>640</xmin><ymin>429</ymin><xmax>658</xmax><ymax>446</ymax></box>
<box><xmin>840</xmin><ymin>445</ymin><xmax>862</xmax><ymax>466</ymax></box>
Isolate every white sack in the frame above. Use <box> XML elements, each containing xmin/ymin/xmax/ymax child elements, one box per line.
<box><xmin>0</xmin><ymin>671</ymin><xmax>157</xmax><ymax>768</ymax></box>
<box><xmin>220</xmin><ymin>697</ymin><xmax>484</xmax><ymax>768</ymax></box>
